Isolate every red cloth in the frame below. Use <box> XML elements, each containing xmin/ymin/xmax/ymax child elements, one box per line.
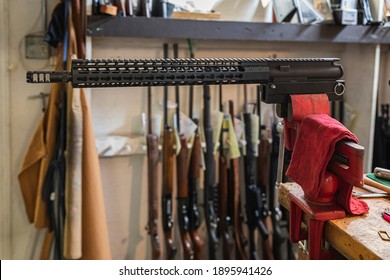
<box><xmin>285</xmin><ymin>114</ymin><xmax>368</xmax><ymax>215</ymax></box>
<box><xmin>290</xmin><ymin>94</ymin><xmax>330</xmax><ymax>122</ymax></box>
<box><xmin>285</xmin><ymin>94</ymin><xmax>330</xmax><ymax>151</ymax></box>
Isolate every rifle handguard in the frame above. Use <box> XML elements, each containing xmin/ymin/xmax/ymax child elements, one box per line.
<box><xmin>26</xmin><ymin>58</ymin><xmax>345</xmax><ymax>105</ymax></box>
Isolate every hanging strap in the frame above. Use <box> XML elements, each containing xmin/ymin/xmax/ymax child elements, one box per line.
<box><xmin>41</xmin><ymin>0</ymin><xmax>70</xmax><ymax>260</ymax></box>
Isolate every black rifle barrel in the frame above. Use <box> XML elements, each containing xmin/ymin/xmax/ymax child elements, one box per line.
<box><xmin>26</xmin><ymin>58</ymin><xmax>345</xmax><ymax>104</ymax></box>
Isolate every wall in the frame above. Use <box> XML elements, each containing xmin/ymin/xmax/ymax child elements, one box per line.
<box><xmin>6</xmin><ymin>0</ymin><xmax>56</xmax><ymax>260</ymax></box>
<box><xmin>378</xmin><ymin>49</ymin><xmax>390</xmax><ymax>105</ymax></box>
<box><xmin>2</xmin><ymin>0</ymin><xmax>389</xmax><ymax>260</ymax></box>
<box><xmin>0</xmin><ymin>0</ymin><xmax>11</xmax><ymax>260</ymax></box>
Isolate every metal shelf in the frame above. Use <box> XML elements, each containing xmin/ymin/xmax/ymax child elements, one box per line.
<box><xmin>87</xmin><ymin>15</ymin><xmax>390</xmax><ymax>44</ymax></box>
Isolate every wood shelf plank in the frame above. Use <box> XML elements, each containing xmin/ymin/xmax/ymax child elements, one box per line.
<box><xmin>87</xmin><ymin>16</ymin><xmax>390</xmax><ymax>44</ymax></box>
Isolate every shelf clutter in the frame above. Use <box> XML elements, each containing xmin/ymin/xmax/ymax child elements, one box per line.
<box><xmin>88</xmin><ymin>0</ymin><xmax>390</xmax><ymax>44</ymax></box>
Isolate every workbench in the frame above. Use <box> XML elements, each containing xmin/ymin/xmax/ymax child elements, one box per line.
<box><xmin>279</xmin><ymin>182</ymin><xmax>390</xmax><ymax>260</ymax></box>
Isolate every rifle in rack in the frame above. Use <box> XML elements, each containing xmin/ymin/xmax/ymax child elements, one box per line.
<box><xmin>218</xmin><ymin>85</ymin><xmax>234</xmax><ymax>260</ymax></box>
<box><xmin>187</xmin><ymin>120</ymin><xmax>204</xmax><ymax>260</ymax></box>
<box><xmin>173</xmin><ymin>43</ymin><xmax>194</xmax><ymax>260</ymax></box>
<box><xmin>269</xmin><ymin>120</ymin><xmax>286</xmax><ymax>260</ymax></box>
<box><xmin>161</xmin><ymin>44</ymin><xmax>177</xmax><ymax>259</ymax></box>
<box><xmin>256</xmin><ymin>85</ymin><xmax>274</xmax><ymax>260</ymax></box>
<box><xmin>242</xmin><ymin>85</ymin><xmax>268</xmax><ymax>260</ymax></box>
<box><xmin>145</xmin><ymin>86</ymin><xmax>161</xmax><ymax>260</ymax></box>
<box><xmin>228</xmin><ymin>100</ymin><xmax>248</xmax><ymax>260</ymax></box>
<box><xmin>203</xmin><ymin>85</ymin><xmax>219</xmax><ymax>259</ymax></box>
<box><xmin>186</xmin><ymin>40</ymin><xmax>204</xmax><ymax>260</ymax></box>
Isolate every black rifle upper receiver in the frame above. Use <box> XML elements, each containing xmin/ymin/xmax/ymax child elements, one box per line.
<box><xmin>26</xmin><ymin>57</ymin><xmax>345</xmax><ymax>105</ymax></box>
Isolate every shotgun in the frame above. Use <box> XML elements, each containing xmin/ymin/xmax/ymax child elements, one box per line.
<box><xmin>228</xmin><ymin>100</ymin><xmax>248</xmax><ymax>260</ymax></box>
<box><xmin>176</xmin><ymin>133</ymin><xmax>194</xmax><ymax>259</ymax></box>
<box><xmin>187</xmin><ymin>126</ymin><xmax>204</xmax><ymax>260</ymax></box>
<box><xmin>203</xmin><ymin>85</ymin><xmax>219</xmax><ymax>259</ymax></box>
<box><xmin>161</xmin><ymin>43</ymin><xmax>177</xmax><ymax>259</ymax></box>
<box><xmin>242</xmin><ymin>85</ymin><xmax>268</xmax><ymax>260</ymax></box>
<box><xmin>187</xmin><ymin>40</ymin><xmax>205</xmax><ymax>260</ymax></box>
<box><xmin>218</xmin><ymin>85</ymin><xmax>234</xmax><ymax>259</ymax></box>
<box><xmin>145</xmin><ymin>86</ymin><xmax>161</xmax><ymax>259</ymax></box>
<box><xmin>256</xmin><ymin>85</ymin><xmax>274</xmax><ymax>260</ymax></box>
<box><xmin>173</xmin><ymin>43</ymin><xmax>194</xmax><ymax>260</ymax></box>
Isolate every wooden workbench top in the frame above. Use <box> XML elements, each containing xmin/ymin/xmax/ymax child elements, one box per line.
<box><xmin>279</xmin><ymin>182</ymin><xmax>390</xmax><ymax>260</ymax></box>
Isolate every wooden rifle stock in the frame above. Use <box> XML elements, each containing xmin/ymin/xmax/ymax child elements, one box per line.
<box><xmin>189</xmin><ymin>228</ymin><xmax>204</xmax><ymax>260</ymax></box>
<box><xmin>146</xmin><ymin>133</ymin><xmax>161</xmax><ymax>259</ymax></box>
<box><xmin>176</xmin><ymin>135</ymin><xmax>195</xmax><ymax>260</ymax></box>
<box><xmin>219</xmin><ymin>153</ymin><xmax>234</xmax><ymax>259</ymax></box>
<box><xmin>188</xmin><ymin>134</ymin><xmax>201</xmax><ymax>200</ymax></box>
<box><xmin>162</xmin><ymin>127</ymin><xmax>177</xmax><ymax>259</ymax></box>
<box><xmin>228</xmin><ymin>100</ymin><xmax>248</xmax><ymax>260</ymax></box>
<box><xmin>188</xmin><ymin>131</ymin><xmax>204</xmax><ymax>260</ymax></box>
